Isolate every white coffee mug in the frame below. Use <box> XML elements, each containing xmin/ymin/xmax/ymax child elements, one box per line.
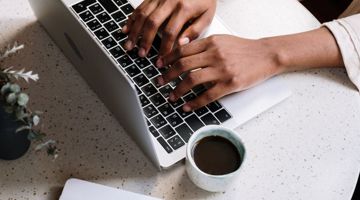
<box><xmin>186</xmin><ymin>125</ymin><xmax>246</xmax><ymax>192</ymax></box>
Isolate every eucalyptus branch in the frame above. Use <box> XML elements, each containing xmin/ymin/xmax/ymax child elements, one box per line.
<box><xmin>1</xmin><ymin>67</ymin><xmax>39</xmax><ymax>82</ymax></box>
<box><xmin>0</xmin><ymin>42</ymin><xmax>24</xmax><ymax>61</ymax></box>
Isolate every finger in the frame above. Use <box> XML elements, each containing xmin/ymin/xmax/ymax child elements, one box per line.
<box><xmin>158</xmin><ymin>8</ymin><xmax>191</xmax><ymax>56</ymax></box>
<box><xmin>182</xmin><ymin>83</ymin><xmax>231</xmax><ymax>111</ymax></box>
<box><xmin>168</xmin><ymin>67</ymin><xmax>219</xmax><ymax>102</ymax></box>
<box><xmin>159</xmin><ymin>38</ymin><xmax>208</xmax><ymax>67</ymax></box>
<box><xmin>137</xmin><ymin>2</ymin><xmax>178</xmax><ymax>57</ymax></box>
<box><xmin>159</xmin><ymin>51</ymin><xmax>210</xmax><ymax>85</ymax></box>
<box><xmin>122</xmin><ymin>0</ymin><xmax>149</xmax><ymax>34</ymax></box>
<box><xmin>178</xmin><ymin>10</ymin><xmax>215</xmax><ymax>44</ymax></box>
<box><xmin>124</xmin><ymin>1</ymin><xmax>158</xmax><ymax>50</ymax></box>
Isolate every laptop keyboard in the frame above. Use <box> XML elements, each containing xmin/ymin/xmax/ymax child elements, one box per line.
<box><xmin>71</xmin><ymin>0</ymin><xmax>232</xmax><ymax>154</ymax></box>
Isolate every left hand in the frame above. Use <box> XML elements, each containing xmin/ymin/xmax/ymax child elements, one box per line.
<box><xmin>157</xmin><ymin>34</ymin><xmax>284</xmax><ymax>111</ymax></box>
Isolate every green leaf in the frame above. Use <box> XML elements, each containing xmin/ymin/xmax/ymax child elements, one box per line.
<box><xmin>0</xmin><ymin>83</ymin><xmax>11</xmax><ymax>95</ymax></box>
<box><xmin>32</xmin><ymin>115</ymin><xmax>40</xmax><ymax>126</ymax></box>
<box><xmin>6</xmin><ymin>92</ymin><xmax>17</xmax><ymax>104</ymax></box>
<box><xmin>15</xmin><ymin>125</ymin><xmax>31</xmax><ymax>133</ymax></box>
<box><xmin>15</xmin><ymin>108</ymin><xmax>28</xmax><ymax>120</ymax></box>
<box><xmin>9</xmin><ymin>84</ymin><xmax>20</xmax><ymax>93</ymax></box>
<box><xmin>17</xmin><ymin>93</ymin><xmax>29</xmax><ymax>106</ymax></box>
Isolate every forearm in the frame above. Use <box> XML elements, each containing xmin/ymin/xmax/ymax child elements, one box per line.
<box><xmin>263</xmin><ymin>27</ymin><xmax>344</xmax><ymax>74</ymax></box>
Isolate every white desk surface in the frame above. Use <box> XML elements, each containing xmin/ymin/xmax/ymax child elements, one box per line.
<box><xmin>1</xmin><ymin>0</ymin><xmax>360</xmax><ymax>199</ymax></box>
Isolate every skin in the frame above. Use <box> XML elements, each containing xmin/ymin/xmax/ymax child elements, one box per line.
<box><xmin>122</xmin><ymin>0</ymin><xmax>216</xmax><ymax>58</ymax></box>
<box><xmin>123</xmin><ymin>0</ymin><xmax>344</xmax><ymax>112</ymax></box>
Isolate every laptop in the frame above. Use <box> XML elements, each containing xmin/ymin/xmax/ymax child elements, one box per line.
<box><xmin>28</xmin><ymin>0</ymin><xmax>291</xmax><ymax>169</ymax></box>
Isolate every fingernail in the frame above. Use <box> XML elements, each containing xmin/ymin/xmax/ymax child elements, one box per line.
<box><xmin>122</xmin><ymin>25</ymin><xmax>128</xmax><ymax>33</ymax></box>
<box><xmin>179</xmin><ymin>37</ymin><xmax>190</xmax><ymax>46</ymax></box>
<box><xmin>156</xmin><ymin>58</ymin><xmax>163</xmax><ymax>67</ymax></box>
<box><xmin>183</xmin><ymin>104</ymin><xmax>191</xmax><ymax>112</ymax></box>
<box><xmin>138</xmin><ymin>48</ymin><xmax>146</xmax><ymax>57</ymax></box>
<box><xmin>169</xmin><ymin>93</ymin><xmax>176</xmax><ymax>102</ymax></box>
<box><xmin>157</xmin><ymin>76</ymin><xmax>164</xmax><ymax>86</ymax></box>
<box><xmin>125</xmin><ymin>40</ymin><xmax>133</xmax><ymax>50</ymax></box>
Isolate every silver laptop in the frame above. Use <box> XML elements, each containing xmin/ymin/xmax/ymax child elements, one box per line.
<box><xmin>28</xmin><ymin>0</ymin><xmax>291</xmax><ymax>169</ymax></box>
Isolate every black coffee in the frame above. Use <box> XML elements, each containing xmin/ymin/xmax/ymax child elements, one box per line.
<box><xmin>193</xmin><ymin>136</ymin><xmax>241</xmax><ymax>175</ymax></box>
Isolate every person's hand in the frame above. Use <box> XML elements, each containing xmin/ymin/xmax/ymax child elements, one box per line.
<box><xmin>122</xmin><ymin>0</ymin><xmax>216</xmax><ymax>59</ymax></box>
<box><xmin>157</xmin><ymin>35</ymin><xmax>284</xmax><ymax>111</ymax></box>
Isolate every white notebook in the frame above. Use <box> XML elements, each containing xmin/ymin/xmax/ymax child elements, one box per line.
<box><xmin>60</xmin><ymin>179</ymin><xmax>162</xmax><ymax>200</ymax></box>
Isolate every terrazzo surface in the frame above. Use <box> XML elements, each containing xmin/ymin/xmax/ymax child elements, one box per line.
<box><xmin>1</xmin><ymin>0</ymin><xmax>360</xmax><ymax>199</ymax></box>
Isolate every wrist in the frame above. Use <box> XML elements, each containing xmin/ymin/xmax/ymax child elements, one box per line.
<box><xmin>259</xmin><ymin>37</ymin><xmax>290</xmax><ymax>75</ymax></box>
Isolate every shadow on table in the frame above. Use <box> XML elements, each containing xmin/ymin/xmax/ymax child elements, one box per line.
<box><xmin>1</xmin><ymin>18</ymin><xmax>161</xmax><ymax>199</ymax></box>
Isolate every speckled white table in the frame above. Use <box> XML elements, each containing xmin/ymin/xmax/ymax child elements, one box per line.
<box><xmin>1</xmin><ymin>0</ymin><xmax>360</xmax><ymax>199</ymax></box>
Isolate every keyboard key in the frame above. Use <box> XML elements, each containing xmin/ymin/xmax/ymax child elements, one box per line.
<box><xmin>141</xmin><ymin>83</ymin><xmax>157</xmax><ymax>96</ymax></box>
<box><xmin>96</xmin><ymin>12</ymin><xmax>111</xmax><ymax>23</ymax></box>
<box><xmin>89</xmin><ymin>3</ymin><xmax>103</xmax><ymax>14</ymax></box>
<box><xmin>143</xmin><ymin>66</ymin><xmax>159</xmax><ymax>79</ymax></box>
<box><xmin>176</xmin><ymin>106</ymin><xmax>192</xmax><ymax>118</ymax></box>
<box><xmin>112</xmin><ymin>10</ymin><xmax>126</xmax><ymax>22</ymax></box>
<box><xmin>120</xmin><ymin>3</ymin><xmax>134</xmax><ymax>15</ymax></box>
<box><xmin>185</xmin><ymin>114</ymin><xmax>204</xmax><ymax>131</ymax></box>
<box><xmin>101</xmin><ymin>37</ymin><xmax>117</xmax><ymax>49</ymax></box>
<box><xmin>149</xmin><ymin>56</ymin><xmax>158</xmax><ymax>66</ymax></box>
<box><xmin>104</xmin><ymin>20</ymin><xmax>119</xmax><ymax>32</ymax></box>
<box><xmin>159</xmin><ymin>85</ymin><xmax>172</xmax><ymax>98</ymax></box>
<box><xmin>133</xmin><ymin>74</ymin><xmax>149</xmax><ymax>87</ymax></box>
<box><xmin>147</xmin><ymin>46</ymin><xmax>158</xmax><ymax>58</ymax></box>
<box><xmin>169</xmin><ymin>78</ymin><xmax>181</xmax><ymax>88</ymax></box>
<box><xmin>135</xmin><ymin>85</ymin><xmax>142</xmax><ymax>94</ymax></box>
<box><xmin>157</xmin><ymin>137</ymin><xmax>172</xmax><ymax>153</ymax></box>
<box><xmin>149</xmin><ymin>126</ymin><xmax>159</xmax><ymax>137</ymax></box>
<box><xmin>111</xmin><ymin>30</ymin><xmax>127</xmax><ymax>41</ymax></box>
<box><xmin>170</xmin><ymin>98</ymin><xmax>184</xmax><ymax>108</ymax></box>
<box><xmin>125</xmin><ymin>65</ymin><xmax>141</xmax><ymax>77</ymax></box>
<box><xmin>158</xmin><ymin>66</ymin><xmax>169</xmax><ymax>74</ymax></box>
<box><xmin>150</xmin><ymin>114</ymin><xmax>167</xmax><ymax>129</ymax></box>
<box><xmin>94</xmin><ymin>28</ymin><xmax>109</xmax><ymax>40</ymax></box>
<box><xmin>139</xmin><ymin>94</ymin><xmax>150</xmax><ymax>107</ymax></box>
<box><xmin>143</xmin><ymin>104</ymin><xmax>158</xmax><ymax>118</ymax></box>
<box><xmin>183</xmin><ymin>93</ymin><xmax>196</xmax><ymax>102</ymax></box>
<box><xmin>98</xmin><ymin>0</ymin><xmax>118</xmax><ymax>13</ymax></box>
<box><xmin>134</xmin><ymin>57</ymin><xmax>151</xmax><ymax>69</ymax></box>
<box><xmin>79</xmin><ymin>11</ymin><xmax>94</xmax><ymax>22</ymax></box>
<box><xmin>201</xmin><ymin>113</ymin><xmax>220</xmax><ymax>125</ymax></box>
<box><xmin>193</xmin><ymin>85</ymin><xmax>206</xmax><ymax>95</ymax></box>
<box><xmin>159</xmin><ymin>125</ymin><xmax>176</xmax><ymax>139</ymax></box>
<box><xmin>127</xmin><ymin>47</ymin><xmax>139</xmax><ymax>59</ymax></box>
<box><xmin>195</xmin><ymin>106</ymin><xmax>209</xmax><ymax>117</ymax></box>
<box><xmin>146</xmin><ymin>119</ymin><xmax>151</xmax><ymax>126</ymax></box>
<box><xmin>166</xmin><ymin>113</ymin><xmax>183</xmax><ymax>127</ymax></box>
<box><xmin>151</xmin><ymin>78</ymin><xmax>162</xmax><ymax>88</ymax></box>
<box><xmin>215</xmin><ymin>109</ymin><xmax>232</xmax><ymax>123</ymax></box>
<box><xmin>167</xmin><ymin>135</ymin><xmax>185</xmax><ymax>150</ymax></box>
<box><xmin>114</xmin><ymin>0</ymin><xmax>127</xmax><ymax>6</ymax></box>
<box><xmin>158</xmin><ymin>103</ymin><xmax>175</xmax><ymax>117</ymax></box>
<box><xmin>72</xmin><ymin>0</ymin><xmax>95</xmax><ymax>13</ymax></box>
<box><xmin>149</xmin><ymin>93</ymin><xmax>166</xmax><ymax>107</ymax></box>
<box><xmin>117</xmin><ymin>55</ymin><xmax>133</xmax><ymax>68</ymax></box>
<box><xmin>109</xmin><ymin>46</ymin><xmax>124</xmax><ymax>58</ymax></box>
<box><xmin>207</xmin><ymin>101</ymin><xmax>222</xmax><ymax>112</ymax></box>
<box><xmin>86</xmin><ymin>19</ymin><xmax>101</xmax><ymax>30</ymax></box>
<box><xmin>175</xmin><ymin>123</ymin><xmax>193</xmax><ymax>142</ymax></box>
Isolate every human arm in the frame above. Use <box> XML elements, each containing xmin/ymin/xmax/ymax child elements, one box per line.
<box><xmin>157</xmin><ymin>26</ymin><xmax>347</xmax><ymax>112</ymax></box>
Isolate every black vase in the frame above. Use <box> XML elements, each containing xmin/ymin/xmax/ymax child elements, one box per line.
<box><xmin>0</xmin><ymin>104</ymin><xmax>30</xmax><ymax>160</ymax></box>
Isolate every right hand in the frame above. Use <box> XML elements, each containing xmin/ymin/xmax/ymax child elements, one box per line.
<box><xmin>122</xmin><ymin>0</ymin><xmax>217</xmax><ymax>59</ymax></box>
